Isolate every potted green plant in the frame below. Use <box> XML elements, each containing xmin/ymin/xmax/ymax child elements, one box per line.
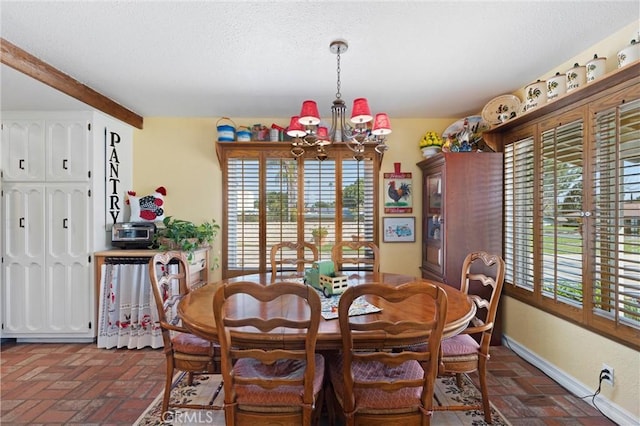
<box><xmin>155</xmin><ymin>216</ymin><xmax>220</xmax><ymax>261</ymax></box>
<box><xmin>311</xmin><ymin>226</ymin><xmax>328</xmax><ymax>245</ymax></box>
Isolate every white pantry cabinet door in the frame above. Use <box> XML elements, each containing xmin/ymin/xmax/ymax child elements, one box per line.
<box><xmin>1</xmin><ymin>120</ymin><xmax>45</xmax><ymax>181</ymax></box>
<box><xmin>45</xmin><ymin>120</ymin><xmax>90</xmax><ymax>182</ymax></box>
<box><xmin>45</xmin><ymin>184</ymin><xmax>91</xmax><ymax>334</ymax></box>
<box><xmin>1</xmin><ymin>184</ymin><xmax>46</xmax><ymax>334</ymax></box>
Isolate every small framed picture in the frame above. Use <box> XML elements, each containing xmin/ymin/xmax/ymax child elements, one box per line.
<box><xmin>383</xmin><ymin>216</ymin><xmax>416</xmax><ymax>243</ymax></box>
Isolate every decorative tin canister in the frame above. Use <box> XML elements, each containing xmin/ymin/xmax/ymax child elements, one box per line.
<box><xmin>523</xmin><ymin>80</ymin><xmax>547</xmax><ymax>112</ymax></box>
<box><xmin>236</xmin><ymin>126</ymin><xmax>251</xmax><ymax>141</ymax></box>
<box><xmin>617</xmin><ymin>39</ymin><xmax>640</xmax><ymax>68</ymax></box>
<box><xmin>566</xmin><ymin>63</ymin><xmax>586</xmax><ymax>92</ymax></box>
<box><xmin>547</xmin><ymin>72</ymin><xmax>566</xmax><ymax>101</ymax></box>
<box><xmin>586</xmin><ymin>54</ymin><xmax>607</xmax><ymax>83</ymax></box>
<box><xmin>216</xmin><ymin>117</ymin><xmax>236</xmax><ymax>141</ymax></box>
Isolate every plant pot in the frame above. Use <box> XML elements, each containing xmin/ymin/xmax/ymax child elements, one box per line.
<box><xmin>157</xmin><ymin>237</ymin><xmax>209</xmax><ymax>251</ymax></box>
<box><xmin>313</xmin><ymin>236</ymin><xmax>326</xmax><ymax>246</ymax></box>
<box><xmin>421</xmin><ymin>146</ymin><xmax>441</xmax><ymax>158</ymax></box>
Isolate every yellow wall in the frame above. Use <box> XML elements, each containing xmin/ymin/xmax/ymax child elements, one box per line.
<box><xmin>133</xmin><ymin>116</ymin><xmax>456</xmax><ymax>281</ymax></box>
<box><xmin>504</xmin><ymin>298</ymin><xmax>639</xmax><ymax>417</ymax></box>
<box><xmin>133</xmin><ymin>19</ymin><xmax>639</xmax><ymax>419</ymax></box>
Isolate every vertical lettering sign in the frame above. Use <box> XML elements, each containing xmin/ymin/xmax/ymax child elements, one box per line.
<box><xmin>106</xmin><ymin>128</ymin><xmax>122</xmax><ymax>228</ymax></box>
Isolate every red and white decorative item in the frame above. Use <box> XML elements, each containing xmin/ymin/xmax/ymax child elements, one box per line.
<box><xmin>126</xmin><ymin>186</ymin><xmax>166</xmax><ymax>222</ymax></box>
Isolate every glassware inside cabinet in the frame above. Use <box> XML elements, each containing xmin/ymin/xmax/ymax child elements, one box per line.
<box><xmin>426</xmin><ymin>174</ymin><xmax>442</xmax><ymax>240</ymax></box>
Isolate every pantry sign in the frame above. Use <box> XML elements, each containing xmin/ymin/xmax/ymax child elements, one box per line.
<box><xmin>105</xmin><ymin>128</ymin><xmax>123</xmax><ymax>229</ymax></box>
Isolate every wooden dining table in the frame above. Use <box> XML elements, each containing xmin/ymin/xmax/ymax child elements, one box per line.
<box><xmin>178</xmin><ymin>271</ymin><xmax>476</xmax><ymax>351</ymax></box>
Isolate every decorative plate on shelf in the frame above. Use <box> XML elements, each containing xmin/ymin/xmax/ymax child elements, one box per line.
<box><xmin>481</xmin><ymin>94</ymin><xmax>522</xmax><ymax>126</ymax></box>
<box><xmin>441</xmin><ymin>115</ymin><xmax>490</xmax><ymax>140</ymax></box>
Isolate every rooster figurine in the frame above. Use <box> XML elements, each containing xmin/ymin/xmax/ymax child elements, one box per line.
<box><xmin>388</xmin><ymin>180</ymin><xmax>411</xmax><ymax>203</ymax></box>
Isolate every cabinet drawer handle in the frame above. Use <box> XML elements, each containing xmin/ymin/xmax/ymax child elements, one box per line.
<box><xmin>63</xmin><ymin>218</ymin><xmax>68</xmax><ymax>229</ymax></box>
<box><xmin>62</xmin><ymin>159</ymin><xmax>68</xmax><ymax>170</ymax></box>
<box><xmin>19</xmin><ymin>217</ymin><xmax>25</xmax><ymax>228</ymax></box>
<box><xmin>19</xmin><ymin>159</ymin><xmax>25</xmax><ymax>170</ymax></box>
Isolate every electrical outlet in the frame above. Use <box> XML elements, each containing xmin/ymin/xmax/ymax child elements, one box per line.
<box><xmin>601</xmin><ymin>363</ymin><xmax>614</xmax><ymax>386</ymax></box>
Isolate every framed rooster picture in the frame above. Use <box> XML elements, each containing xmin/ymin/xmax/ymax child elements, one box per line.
<box><xmin>384</xmin><ymin>162</ymin><xmax>412</xmax><ymax>214</ymax></box>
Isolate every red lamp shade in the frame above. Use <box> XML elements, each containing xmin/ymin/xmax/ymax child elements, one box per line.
<box><xmin>350</xmin><ymin>98</ymin><xmax>373</xmax><ymax>123</ymax></box>
<box><xmin>371</xmin><ymin>113</ymin><xmax>392</xmax><ymax>135</ymax></box>
<box><xmin>317</xmin><ymin>126</ymin><xmax>329</xmax><ymax>141</ymax></box>
<box><xmin>286</xmin><ymin>115</ymin><xmax>307</xmax><ymax>138</ymax></box>
<box><xmin>299</xmin><ymin>100</ymin><xmax>321</xmax><ymax>126</ymax></box>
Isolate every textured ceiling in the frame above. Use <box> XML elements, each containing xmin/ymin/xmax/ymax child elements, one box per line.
<box><xmin>1</xmin><ymin>1</ymin><xmax>638</xmax><ymax>121</ymax></box>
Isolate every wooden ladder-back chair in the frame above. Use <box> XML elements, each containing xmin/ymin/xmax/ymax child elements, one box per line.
<box><xmin>213</xmin><ymin>280</ymin><xmax>325</xmax><ymax>425</ymax></box>
<box><xmin>270</xmin><ymin>241</ymin><xmax>319</xmax><ymax>281</ymax></box>
<box><xmin>327</xmin><ymin>282</ymin><xmax>448</xmax><ymax>426</ymax></box>
<box><xmin>331</xmin><ymin>241</ymin><xmax>380</xmax><ymax>273</ymax></box>
<box><xmin>148</xmin><ymin>251</ymin><xmax>222</xmax><ymax>414</ymax></box>
<box><xmin>436</xmin><ymin>251</ymin><xmax>506</xmax><ymax>423</ymax></box>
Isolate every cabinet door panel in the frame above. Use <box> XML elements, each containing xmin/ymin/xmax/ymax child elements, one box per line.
<box><xmin>47</xmin><ymin>260</ymin><xmax>90</xmax><ymax>333</ymax></box>
<box><xmin>46</xmin><ymin>185</ymin><xmax>90</xmax><ymax>258</ymax></box>
<box><xmin>3</xmin><ymin>259</ymin><xmax>46</xmax><ymax>333</ymax></box>
<box><xmin>2</xmin><ymin>184</ymin><xmax>47</xmax><ymax>334</ymax></box>
<box><xmin>45</xmin><ymin>185</ymin><xmax>90</xmax><ymax>334</ymax></box>
<box><xmin>46</xmin><ymin>120</ymin><xmax>90</xmax><ymax>181</ymax></box>
<box><xmin>1</xmin><ymin>120</ymin><xmax>45</xmax><ymax>181</ymax></box>
<box><xmin>2</xmin><ymin>184</ymin><xmax>45</xmax><ymax>259</ymax></box>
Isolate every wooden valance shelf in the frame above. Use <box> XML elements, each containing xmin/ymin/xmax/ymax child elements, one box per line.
<box><xmin>215</xmin><ymin>140</ymin><xmax>386</xmax><ymax>166</ymax></box>
<box><xmin>483</xmin><ymin>61</ymin><xmax>639</xmax><ymax>144</ymax></box>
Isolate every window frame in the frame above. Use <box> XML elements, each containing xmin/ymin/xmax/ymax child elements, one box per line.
<box><xmin>495</xmin><ymin>79</ymin><xmax>640</xmax><ymax>350</ymax></box>
<box><xmin>216</xmin><ymin>141</ymin><xmax>382</xmax><ymax>278</ymax></box>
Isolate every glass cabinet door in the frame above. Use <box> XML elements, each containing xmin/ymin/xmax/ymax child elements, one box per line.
<box><xmin>426</xmin><ymin>173</ymin><xmax>442</xmax><ymax>241</ymax></box>
<box><xmin>423</xmin><ymin>171</ymin><xmax>443</xmax><ymax>279</ymax></box>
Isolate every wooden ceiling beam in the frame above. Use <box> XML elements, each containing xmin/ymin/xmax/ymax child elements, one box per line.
<box><xmin>1</xmin><ymin>38</ymin><xmax>143</xmax><ymax>129</ymax></box>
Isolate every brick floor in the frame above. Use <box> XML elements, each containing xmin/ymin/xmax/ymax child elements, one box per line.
<box><xmin>0</xmin><ymin>341</ymin><xmax>617</xmax><ymax>425</ymax></box>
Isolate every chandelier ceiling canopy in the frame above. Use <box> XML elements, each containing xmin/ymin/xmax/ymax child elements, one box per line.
<box><xmin>287</xmin><ymin>40</ymin><xmax>391</xmax><ymax>161</ymax></box>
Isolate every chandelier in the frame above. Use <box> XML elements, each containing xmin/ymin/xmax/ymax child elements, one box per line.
<box><xmin>287</xmin><ymin>40</ymin><xmax>391</xmax><ymax>161</ymax></box>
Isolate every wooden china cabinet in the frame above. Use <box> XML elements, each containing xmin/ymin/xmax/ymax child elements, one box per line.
<box><xmin>418</xmin><ymin>152</ymin><xmax>503</xmax><ymax>344</ymax></box>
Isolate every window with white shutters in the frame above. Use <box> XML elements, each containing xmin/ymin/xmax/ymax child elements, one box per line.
<box><xmin>500</xmin><ymin>85</ymin><xmax>640</xmax><ymax>349</ymax></box>
<box><xmin>219</xmin><ymin>144</ymin><xmax>380</xmax><ymax>278</ymax></box>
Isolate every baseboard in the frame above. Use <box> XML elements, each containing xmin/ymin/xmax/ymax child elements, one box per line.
<box><xmin>503</xmin><ymin>335</ymin><xmax>638</xmax><ymax>426</ymax></box>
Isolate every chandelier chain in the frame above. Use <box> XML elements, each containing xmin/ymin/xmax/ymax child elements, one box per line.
<box><xmin>335</xmin><ymin>49</ymin><xmax>342</xmax><ymax>100</ymax></box>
